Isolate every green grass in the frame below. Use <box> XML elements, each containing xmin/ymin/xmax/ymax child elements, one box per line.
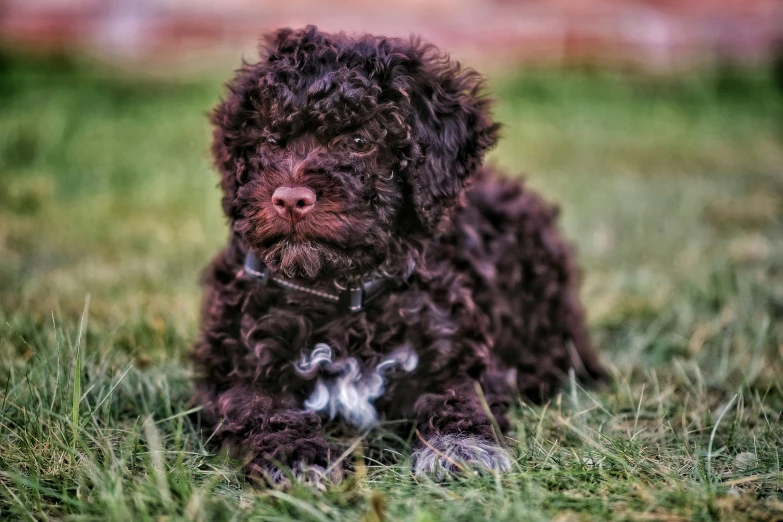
<box><xmin>1</xmin><ymin>51</ymin><xmax>782</xmax><ymax>521</ymax></box>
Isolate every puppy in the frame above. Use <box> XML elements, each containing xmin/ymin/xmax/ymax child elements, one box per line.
<box><xmin>190</xmin><ymin>26</ymin><xmax>604</xmax><ymax>484</ymax></box>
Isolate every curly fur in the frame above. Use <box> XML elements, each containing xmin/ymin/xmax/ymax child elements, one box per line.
<box><xmin>190</xmin><ymin>26</ymin><xmax>605</xmax><ymax>483</ymax></box>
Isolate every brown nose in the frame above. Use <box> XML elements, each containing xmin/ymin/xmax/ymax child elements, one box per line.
<box><xmin>271</xmin><ymin>186</ymin><xmax>316</xmax><ymax>223</ymax></box>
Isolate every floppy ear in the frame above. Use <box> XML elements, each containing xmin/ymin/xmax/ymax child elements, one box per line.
<box><xmin>211</xmin><ymin>27</ymin><xmax>319</xmax><ymax>220</ymax></box>
<box><xmin>211</xmin><ymin>95</ymin><xmax>248</xmax><ymax>220</ymax></box>
<box><xmin>393</xmin><ymin>44</ymin><xmax>500</xmax><ymax>232</ymax></box>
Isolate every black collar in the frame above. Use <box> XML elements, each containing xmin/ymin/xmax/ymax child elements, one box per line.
<box><xmin>242</xmin><ymin>252</ymin><xmax>409</xmax><ymax>313</ymax></box>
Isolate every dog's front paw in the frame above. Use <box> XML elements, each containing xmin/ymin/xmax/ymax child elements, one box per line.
<box><xmin>412</xmin><ymin>434</ymin><xmax>513</xmax><ymax>480</ymax></box>
<box><xmin>253</xmin><ymin>461</ymin><xmax>343</xmax><ymax>490</ymax></box>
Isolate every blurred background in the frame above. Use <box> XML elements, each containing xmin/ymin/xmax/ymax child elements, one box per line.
<box><xmin>2</xmin><ymin>0</ymin><xmax>783</xmax><ymax>71</ymax></box>
<box><xmin>1</xmin><ymin>0</ymin><xmax>782</xmax><ymax>364</ymax></box>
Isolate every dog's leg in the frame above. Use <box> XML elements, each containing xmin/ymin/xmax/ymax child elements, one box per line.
<box><xmin>410</xmin><ymin>380</ymin><xmax>513</xmax><ymax>480</ymax></box>
<box><xmin>197</xmin><ymin>385</ymin><xmax>341</xmax><ymax>488</ymax></box>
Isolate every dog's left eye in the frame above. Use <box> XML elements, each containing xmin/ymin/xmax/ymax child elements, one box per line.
<box><xmin>348</xmin><ymin>137</ymin><xmax>373</xmax><ymax>153</ymax></box>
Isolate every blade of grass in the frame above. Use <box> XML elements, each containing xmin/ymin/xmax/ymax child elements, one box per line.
<box><xmin>143</xmin><ymin>415</ymin><xmax>172</xmax><ymax>505</ymax></box>
<box><xmin>706</xmin><ymin>393</ymin><xmax>738</xmax><ymax>485</ymax></box>
<box><xmin>88</xmin><ymin>363</ymin><xmax>133</xmax><ymax>420</ymax></box>
<box><xmin>72</xmin><ymin>295</ymin><xmax>90</xmax><ymax>447</ymax></box>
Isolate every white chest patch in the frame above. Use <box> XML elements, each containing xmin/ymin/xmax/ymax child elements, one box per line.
<box><xmin>294</xmin><ymin>343</ymin><xmax>418</xmax><ymax>431</ymax></box>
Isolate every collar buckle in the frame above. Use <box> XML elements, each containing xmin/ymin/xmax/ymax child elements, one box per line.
<box><xmin>340</xmin><ymin>284</ymin><xmax>365</xmax><ymax>313</ymax></box>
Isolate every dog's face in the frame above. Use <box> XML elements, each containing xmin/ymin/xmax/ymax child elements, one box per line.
<box><xmin>212</xmin><ymin>26</ymin><xmax>499</xmax><ymax>280</ymax></box>
<box><xmin>228</xmin><ymin>103</ymin><xmax>407</xmax><ymax>281</ymax></box>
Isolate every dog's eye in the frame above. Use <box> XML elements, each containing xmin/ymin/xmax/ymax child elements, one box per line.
<box><xmin>349</xmin><ymin>137</ymin><xmax>372</xmax><ymax>153</ymax></box>
<box><xmin>266</xmin><ymin>137</ymin><xmax>278</xmax><ymax>145</ymax></box>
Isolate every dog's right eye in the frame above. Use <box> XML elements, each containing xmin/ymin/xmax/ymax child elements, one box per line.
<box><xmin>266</xmin><ymin>137</ymin><xmax>278</xmax><ymax>145</ymax></box>
<box><xmin>348</xmin><ymin>137</ymin><xmax>373</xmax><ymax>153</ymax></box>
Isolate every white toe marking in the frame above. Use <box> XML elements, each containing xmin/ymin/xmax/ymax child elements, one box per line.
<box><xmin>413</xmin><ymin>434</ymin><xmax>513</xmax><ymax>479</ymax></box>
<box><xmin>267</xmin><ymin>462</ymin><xmax>341</xmax><ymax>489</ymax></box>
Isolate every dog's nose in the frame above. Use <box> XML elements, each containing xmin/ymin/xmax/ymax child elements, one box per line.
<box><xmin>271</xmin><ymin>186</ymin><xmax>316</xmax><ymax>223</ymax></box>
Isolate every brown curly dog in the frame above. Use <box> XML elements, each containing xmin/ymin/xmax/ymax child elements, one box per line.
<box><xmin>190</xmin><ymin>26</ymin><xmax>605</xmax><ymax>485</ymax></box>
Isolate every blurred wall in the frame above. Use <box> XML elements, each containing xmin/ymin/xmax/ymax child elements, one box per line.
<box><xmin>1</xmin><ymin>0</ymin><xmax>782</xmax><ymax>71</ymax></box>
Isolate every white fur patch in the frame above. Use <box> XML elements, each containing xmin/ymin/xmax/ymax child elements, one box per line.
<box><xmin>266</xmin><ymin>461</ymin><xmax>342</xmax><ymax>491</ymax></box>
<box><xmin>295</xmin><ymin>343</ymin><xmax>418</xmax><ymax>431</ymax></box>
<box><xmin>412</xmin><ymin>434</ymin><xmax>513</xmax><ymax>479</ymax></box>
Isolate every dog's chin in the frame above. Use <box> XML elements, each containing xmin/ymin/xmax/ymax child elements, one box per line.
<box><xmin>260</xmin><ymin>240</ymin><xmax>370</xmax><ymax>281</ymax></box>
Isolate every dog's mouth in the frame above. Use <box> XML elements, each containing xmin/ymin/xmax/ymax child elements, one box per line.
<box><xmin>259</xmin><ymin>238</ymin><xmax>371</xmax><ymax>280</ymax></box>
<box><xmin>237</xmin><ymin>207</ymin><xmax>384</xmax><ymax>280</ymax></box>
<box><xmin>258</xmin><ymin>226</ymin><xmax>346</xmax><ymax>252</ymax></box>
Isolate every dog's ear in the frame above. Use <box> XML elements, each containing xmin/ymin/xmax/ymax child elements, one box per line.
<box><xmin>211</xmin><ymin>97</ymin><xmax>246</xmax><ymax>220</ymax></box>
<box><xmin>387</xmin><ymin>42</ymin><xmax>500</xmax><ymax>232</ymax></box>
<box><xmin>209</xmin><ymin>28</ymin><xmax>294</xmax><ymax>220</ymax></box>
<box><xmin>211</xmin><ymin>26</ymin><xmax>330</xmax><ymax>220</ymax></box>
<box><xmin>212</xmin><ymin>55</ymin><xmax>268</xmax><ymax>220</ymax></box>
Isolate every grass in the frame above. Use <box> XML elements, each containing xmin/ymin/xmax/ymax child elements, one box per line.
<box><xmin>1</xmin><ymin>50</ymin><xmax>782</xmax><ymax>521</ymax></box>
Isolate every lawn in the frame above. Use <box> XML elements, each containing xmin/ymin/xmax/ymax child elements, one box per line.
<box><xmin>1</xmin><ymin>50</ymin><xmax>782</xmax><ymax>521</ymax></box>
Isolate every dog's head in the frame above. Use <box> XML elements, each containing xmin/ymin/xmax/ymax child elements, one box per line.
<box><xmin>212</xmin><ymin>26</ymin><xmax>499</xmax><ymax>280</ymax></box>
